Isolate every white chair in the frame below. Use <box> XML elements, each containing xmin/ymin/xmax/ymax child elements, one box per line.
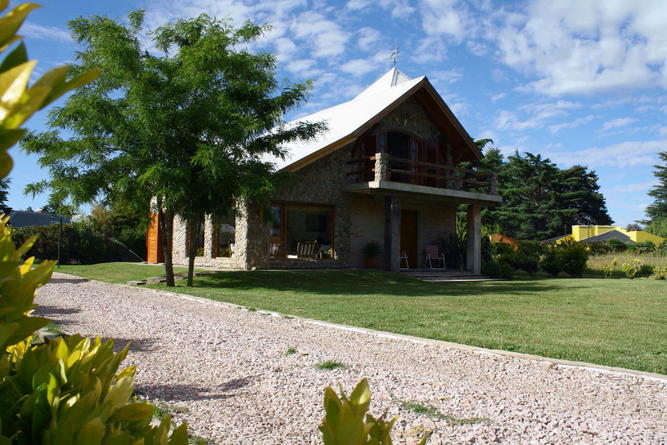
<box><xmin>400</xmin><ymin>251</ymin><xmax>410</xmax><ymax>269</ymax></box>
<box><xmin>424</xmin><ymin>244</ymin><xmax>445</xmax><ymax>269</ymax></box>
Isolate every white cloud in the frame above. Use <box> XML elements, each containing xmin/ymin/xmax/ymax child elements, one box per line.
<box><xmin>357</xmin><ymin>27</ymin><xmax>382</xmax><ymax>52</ymax></box>
<box><xmin>429</xmin><ymin>68</ymin><xmax>463</xmax><ymax>85</ymax></box>
<box><xmin>546</xmin><ymin>139</ymin><xmax>667</xmax><ymax>168</ymax></box>
<box><xmin>22</xmin><ymin>22</ymin><xmax>72</xmax><ymax>43</ymax></box>
<box><xmin>660</xmin><ymin>126</ymin><xmax>667</xmax><ymax>136</ymax></box>
<box><xmin>493</xmin><ymin>0</ymin><xmax>667</xmax><ymax>95</ymax></box>
<box><xmin>490</xmin><ymin>93</ymin><xmax>506</xmax><ymax>102</ymax></box>
<box><xmin>420</xmin><ymin>0</ymin><xmax>468</xmax><ymax>41</ymax></box>
<box><xmin>607</xmin><ymin>181</ymin><xmax>657</xmax><ymax>194</ymax></box>
<box><xmin>548</xmin><ymin>115</ymin><xmax>596</xmax><ymax>133</ymax></box>
<box><xmin>290</xmin><ymin>11</ymin><xmax>348</xmax><ymax>58</ymax></box>
<box><xmin>411</xmin><ymin>36</ymin><xmax>447</xmax><ymax>64</ymax></box>
<box><xmin>286</xmin><ymin>58</ymin><xmax>315</xmax><ymax>74</ymax></box>
<box><xmin>601</xmin><ymin>117</ymin><xmax>639</xmax><ymax>131</ymax></box>
<box><xmin>340</xmin><ymin>59</ymin><xmax>376</xmax><ymax>76</ymax></box>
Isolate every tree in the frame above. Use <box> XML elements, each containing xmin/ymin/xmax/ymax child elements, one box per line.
<box><xmin>0</xmin><ymin>178</ymin><xmax>11</xmax><ymax>215</ymax></box>
<box><xmin>474</xmin><ymin>144</ymin><xmax>612</xmax><ymax>240</ymax></box>
<box><xmin>23</xmin><ymin>11</ymin><xmax>324</xmax><ymax>286</ymax></box>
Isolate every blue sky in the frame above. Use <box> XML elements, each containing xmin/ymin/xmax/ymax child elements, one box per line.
<box><xmin>9</xmin><ymin>0</ymin><xmax>667</xmax><ymax>227</ymax></box>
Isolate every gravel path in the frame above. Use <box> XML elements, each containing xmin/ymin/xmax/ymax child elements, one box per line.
<box><xmin>36</xmin><ymin>273</ymin><xmax>667</xmax><ymax>444</ymax></box>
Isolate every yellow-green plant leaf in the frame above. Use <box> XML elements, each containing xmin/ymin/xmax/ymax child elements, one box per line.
<box><xmin>0</xmin><ymin>41</ymin><xmax>28</xmax><ymax>72</ymax></box>
<box><xmin>0</xmin><ymin>3</ymin><xmax>40</xmax><ymax>49</ymax></box>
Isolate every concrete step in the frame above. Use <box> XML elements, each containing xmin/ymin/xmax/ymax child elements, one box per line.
<box><xmin>400</xmin><ymin>269</ymin><xmax>497</xmax><ymax>282</ymax></box>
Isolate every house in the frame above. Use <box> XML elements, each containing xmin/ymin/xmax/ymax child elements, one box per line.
<box><xmin>8</xmin><ymin>210</ymin><xmax>71</xmax><ymax>228</ymax></box>
<box><xmin>571</xmin><ymin>225</ymin><xmax>664</xmax><ymax>245</ymax></box>
<box><xmin>146</xmin><ymin>68</ymin><xmax>501</xmax><ymax>272</ymax></box>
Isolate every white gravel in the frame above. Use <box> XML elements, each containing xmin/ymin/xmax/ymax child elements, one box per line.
<box><xmin>36</xmin><ymin>273</ymin><xmax>667</xmax><ymax>444</ymax></box>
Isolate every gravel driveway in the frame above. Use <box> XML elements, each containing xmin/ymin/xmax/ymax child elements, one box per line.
<box><xmin>35</xmin><ymin>273</ymin><xmax>667</xmax><ymax>444</ymax></box>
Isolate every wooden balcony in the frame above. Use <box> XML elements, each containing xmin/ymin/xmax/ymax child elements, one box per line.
<box><xmin>344</xmin><ymin>152</ymin><xmax>501</xmax><ymax>204</ymax></box>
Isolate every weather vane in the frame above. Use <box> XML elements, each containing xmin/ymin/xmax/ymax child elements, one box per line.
<box><xmin>387</xmin><ymin>44</ymin><xmax>400</xmax><ymax>67</ymax></box>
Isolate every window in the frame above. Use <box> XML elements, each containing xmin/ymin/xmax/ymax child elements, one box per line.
<box><xmin>185</xmin><ymin>216</ymin><xmax>206</xmax><ymax>257</ymax></box>
<box><xmin>213</xmin><ymin>215</ymin><xmax>235</xmax><ymax>258</ymax></box>
<box><xmin>270</xmin><ymin>202</ymin><xmax>334</xmax><ymax>259</ymax></box>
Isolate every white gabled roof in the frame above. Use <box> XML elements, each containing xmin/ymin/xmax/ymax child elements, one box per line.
<box><xmin>271</xmin><ymin>68</ymin><xmax>424</xmax><ymax>171</ymax></box>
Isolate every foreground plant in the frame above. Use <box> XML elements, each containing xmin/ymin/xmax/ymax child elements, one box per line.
<box><xmin>0</xmin><ymin>2</ymin><xmax>192</xmax><ymax>443</ymax></box>
<box><xmin>320</xmin><ymin>379</ymin><xmax>430</xmax><ymax>445</ymax></box>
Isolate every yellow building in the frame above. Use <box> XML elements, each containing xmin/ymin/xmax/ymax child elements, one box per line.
<box><xmin>571</xmin><ymin>225</ymin><xmax>665</xmax><ymax>245</ymax></box>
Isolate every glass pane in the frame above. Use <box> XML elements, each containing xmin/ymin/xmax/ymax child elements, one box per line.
<box><xmin>286</xmin><ymin>207</ymin><xmax>332</xmax><ymax>258</ymax></box>
<box><xmin>215</xmin><ymin>215</ymin><xmax>235</xmax><ymax>258</ymax></box>
<box><xmin>271</xmin><ymin>205</ymin><xmax>282</xmax><ymax>238</ymax></box>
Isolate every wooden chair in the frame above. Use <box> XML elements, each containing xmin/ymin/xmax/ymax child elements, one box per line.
<box><xmin>296</xmin><ymin>241</ymin><xmax>318</xmax><ymax>258</ymax></box>
<box><xmin>400</xmin><ymin>251</ymin><xmax>410</xmax><ymax>269</ymax></box>
<box><xmin>424</xmin><ymin>244</ymin><xmax>445</xmax><ymax>269</ymax></box>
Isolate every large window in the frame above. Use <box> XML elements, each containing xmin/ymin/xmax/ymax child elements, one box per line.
<box><xmin>185</xmin><ymin>216</ymin><xmax>206</xmax><ymax>257</ymax></box>
<box><xmin>213</xmin><ymin>215</ymin><xmax>235</xmax><ymax>258</ymax></box>
<box><xmin>270</xmin><ymin>202</ymin><xmax>334</xmax><ymax>259</ymax></box>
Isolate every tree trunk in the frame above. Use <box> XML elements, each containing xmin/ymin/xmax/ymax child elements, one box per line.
<box><xmin>186</xmin><ymin>217</ymin><xmax>198</xmax><ymax>287</ymax></box>
<box><xmin>157</xmin><ymin>202</ymin><xmax>175</xmax><ymax>287</ymax></box>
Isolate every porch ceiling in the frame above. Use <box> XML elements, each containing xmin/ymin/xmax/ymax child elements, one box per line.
<box><xmin>342</xmin><ymin>180</ymin><xmax>502</xmax><ymax>205</ymax></box>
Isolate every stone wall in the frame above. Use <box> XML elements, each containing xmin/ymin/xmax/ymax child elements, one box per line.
<box><xmin>376</xmin><ymin>96</ymin><xmax>442</xmax><ymax>140</ymax></box>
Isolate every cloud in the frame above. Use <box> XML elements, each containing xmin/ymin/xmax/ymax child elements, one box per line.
<box><xmin>429</xmin><ymin>68</ymin><xmax>463</xmax><ymax>85</ymax></box>
<box><xmin>548</xmin><ymin>115</ymin><xmax>596</xmax><ymax>133</ymax></box>
<box><xmin>601</xmin><ymin>117</ymin><xmax>639</xmax><ymax>131</ymax></box>
<box><xmin>420</xmin><ymin>0</ymin><xmax>468</xmax><ymax>41</ymax></box>
<box><xmin>357</xmin><ymin>27</ymin><xmax>382</xmax><ymax>52</ymax></box>
<box><xmin>22</xmin><ymin>22</ymin><xmax>72</xmax><ymax>43</ymax></box>
<box><xmin>493</xmin><ymin>0</ymin><xmax>667</xmax><ymax>95</ymax></box>
<box><xmin>411</xmin><ymin>36</ymin><xmax>447</xmax><ymax>64</ymax></box>
<box><xmin>607</xmin><ymin>181</ymin><xmax>657</xmax><ymax>194</ymax></box>
<box><xmin>347</xmin><ymin>0</ymin><xmax>415</xmax><ymax>19</ymax></box>
<box><xmin>290</xmin><ymin>11</ymin><xmax>348</xmax><ymax>57</ymax></box>
<box><xmin>545</xmin><ymin>139</ymin><xmax>667</xmax><ymax>168</ymax></box>
<box><xmin>490</xmin><ymin>93</ymin><xmax>506</xmax><ymax>102</ymax></box>
<box><xmin>340</xmin><ymin>59</ymin><xmax>376</xmax><ymax>77</ymax></box>
<box><xmin>496</xmin><ymin>100</ymin><xmax>580</xmax><ymax>131</ymax></box>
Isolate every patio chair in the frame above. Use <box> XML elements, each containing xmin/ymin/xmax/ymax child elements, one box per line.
<box><xmin>400</xmin><ymin>251</ymin><xmax>410</xmax><ymax>269</ymax></box>
<box><xmin>296</xmin><ymin>241</ymin><xmax>319</xmax><ymax>258</ymax></box>
<box><xmin>424</xmin><ymin>244</ymin><xmax>446</xmax><ymax>269</ymax></box>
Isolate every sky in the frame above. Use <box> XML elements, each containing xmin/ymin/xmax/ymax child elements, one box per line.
<box><xmin>7</xmin><ymin>0</ymin><xmax>667</xmax><ymax>228</ymax></box>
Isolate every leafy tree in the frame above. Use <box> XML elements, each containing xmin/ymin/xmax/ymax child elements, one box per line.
<box><xmin>22</xmin><ymin>11</ymin><xmax>324</xmax><ymax>286</ymax></box>
<box><xmin>644</xmin><ymin>151</ymin><xmax>667</xmax><ymax>237</ymax></box>
<box><xmin>0</xmin><ymin>178</ymin><xmax>11</xmax><ymax>215</ymax></box>
<box><xmin>474</xmin><ymin>143</ymin><xmax>612</xmax><ymax>240</ymax></box>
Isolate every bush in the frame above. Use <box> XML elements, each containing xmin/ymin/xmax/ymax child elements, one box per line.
<box><xmin>623</xmin><ymin>258</ymin><xmax>642</xmax><ymax>279</ymax></box>
<box><xmin>513</xmin><ymin>241</ymin><xmax>543</xmax><ymax>276</ymax></box>
<box><xmin>586</xmin><ymin>241</ymin><xmax>610</xmax><ymax>255</ymax></box>
<box><xmin>626</xmin><ymin>241</ymin><xmax>656</xmax><ymax>255</ymax></box>
<box><xmin>541</xmin><ymin>246</ymin><xmax>562</xmax><ymax>277</ymax></box>
<box><xmin>11</xmin><ymin>224</ymin><xmax>143</xmax><ymax>264</ymax></box>
<box><xmin>483</xmin><ymin>259</ymin><xmax>514</xmax><ymax>280</ymax></box>
<box><xmin>607</xmin><ymin>239</ymin><xmax>627</xmax><ymax>252</ymax></box>
<box><xmin>651</xmin><ymin>266</ymin><xmax>666</xmax><ymax>280</ymax></box>
<box><xmin>560</xmin><ymin>244</ymin><xmax>589</xmax><ymax>277</ymax></box>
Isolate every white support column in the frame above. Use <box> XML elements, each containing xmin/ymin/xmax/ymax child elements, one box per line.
<box><xmin>466</xmin><ymin>204</ymin><xmax>482</xmax><ymax>274</ymax></box>
<box><xmin>204</xmin><ymin>214</ymin><xmax>214</xmax><ymax>259</ymax></box>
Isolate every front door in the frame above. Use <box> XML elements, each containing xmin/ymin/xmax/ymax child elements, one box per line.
<box><xmin>400</xmin><ymin>210</ymin><xmax>418</xmax><ymax>269</ymax></box>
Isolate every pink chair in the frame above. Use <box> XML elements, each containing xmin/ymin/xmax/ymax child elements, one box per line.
<box><xmin>424</xmin><ymin>244</ymin><xmax>445</xmax><ymax>269</ymax></box>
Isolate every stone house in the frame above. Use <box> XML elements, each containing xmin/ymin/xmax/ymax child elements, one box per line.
<box><xmin>146</xmin><ymin>68</ymin><xmax>501</xmax><ymax>272</ymax></box>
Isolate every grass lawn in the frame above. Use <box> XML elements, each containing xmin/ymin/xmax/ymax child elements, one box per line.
<box><xmin>56</xmin><ymin>262</ymin><xmax>191</xmax><ymax>283</ymax></box>
<box><xmin>54</xmin><ymin>263</ymin><xmax>667</xmax><ymax>374</ymax></box>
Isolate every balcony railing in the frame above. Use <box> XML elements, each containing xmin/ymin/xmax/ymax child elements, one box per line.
<box><xmin>347</xmin><ymin>152</ymin><xmax>498</xmax><ymax>195</ymax></box>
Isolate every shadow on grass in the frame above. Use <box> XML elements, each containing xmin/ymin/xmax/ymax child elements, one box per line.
<box><xmin>177</xmin><ymin>270</ymin><xmax>574</xmax><ymax>297</ymax></box>
<box><xmin>137</xmin><ymin>376</ymin><xmax>255</xmax><ymax>402</ymax></box>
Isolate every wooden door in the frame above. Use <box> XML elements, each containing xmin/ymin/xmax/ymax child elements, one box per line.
<box><xmin>146</xmin><ymin>212</ymin><xmax>163</xmax><ymax>264</ymax></box>
<box><xmin>400</xmin><ymin>210</ymin><xmax>418</xmax><ymax>269</ymax></box>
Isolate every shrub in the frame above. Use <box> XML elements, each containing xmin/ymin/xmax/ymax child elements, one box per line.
<box><xmin>482</xmin><ymin>259</ymin><xmax>514</xmax><ymax>280</ymax></box>
<box><xmin>607</xmin><ymin>239</ymin><xmax>627</xmax><ymax>252</ymax></box>
<box><xmin>560</xmin><ymin>244</ymin><xmax>589</xmax><ymax>277</ymax></box>
<box><xmin>11</xmin><ymin>224</ymin><xmax>143</xmax><ymax>264</ymax></box>
<box><xmin>651</xmin><ymin>266</ymin><xmax>666</xmax><ymax>280</ymax></box>
<box><xmin>626</xmin><ymin>241</ymin><xmax>656</xmax><ymax>255</ymax></box>
<box><xmin>513</xmin><ymin>241</ymin><xmax>543</xmax><ymax>276</ymax></box>
<box><xmin>602</xmin><ymin>258</ymin><xmax>618</xmax><ymax>278</ymax></box>
<box><xmin>639</xmin><ymin>264</ymin><xmax>654</xmax><ymax>277</ymax></box>
<box><xmin>586</xmin><ymin>241</ymin><xmax>610</xmax><ymax>255</ymax></box>
<box><xmin>320</xmin><ymin>379</ymin><xmax>430</xmax><ymax>445</ymax></box>
<box><xmin>623</xmin><ymin>258</ymin><xmax>642</xmax><ymax>279</ymax></box>
<box><xmin>541</xmin><ymin>246</ymin><xmax>562</xmax><ymax>277</ymax></box>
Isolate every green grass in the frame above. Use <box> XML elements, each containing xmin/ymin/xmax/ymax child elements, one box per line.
<box><xmin>315</xmin><ymin>360</ymin><xmax>346</xmax><ymax>370</ymax></box>
<box><xmin>285</xmin><ymin>347</ymin><xmax>297</xmax><ymax>356</ymax></box>
<box><xmin>56</xmin><ymin>262</ymin><xmax>190</xmax><ymax>283</ymax></box>
<box><xmin>399</xmin><ymin>401</ymin><xmax>489</xmax><ymax>425</ymax></box>
<box><xmin>58</xmin><ymin>263</ymin><xmax>667</xmax><ymax>374</ymax></box>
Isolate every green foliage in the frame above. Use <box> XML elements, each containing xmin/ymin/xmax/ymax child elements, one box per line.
<box><xmin>0</xmin><ymin>177</ymin><xmax>11</xmax><ymax>214</ymax></box>
<box><xmin>319</xmin><ymin>379</ymin><xmax>430</xmax><ymax>445</ymax></box>
<box><xmin>315</xmin><ymin>360</ymin><xmax>346</xmax><ymax>370</ymax></box>
<box><xmin>22</xmin><ymin>10</ymin><xmax>325</xmax><ymax>286</ymax></box>
<box><xmin>1</xmin><ymin>335</ymin><xmax>189</xmax><ymax>444</ymax></box>
<box><xmin>362</xmin><ymin>241</ymin><xmax>382</xmax><ymax>259</ymax></box>
<box><xmin>602</xmin><ymin>258</ymin><xmax>618</xmax><ymax>278</ymax></box>
<box><xmin>645</xmin><ymin>152</ymin><xmax>667</xmax><ymax>222</ymax></box>
<box><xmin>11</xmin><ymin>223</ymin><xmax>142</xmax><ymax>264</ymax></box>
<box><xmin>622</xmin><ymin>259</ymin><xmax>642</xmax><ymax>279</ymax></box>
<box><xmin>645</xmin><ymin>217</ymin><xmax>667</xmax><ymax>238</ymax></box>
<box><xmin>474</xmin><ymin>147</ymin><xmax>612</xmax><ymax>240</ymax></box>
<box><xmin>541</xmin><ymin>246</ymin><xmax>562</xmax><ymax>277</ymax></box>
<box><xmin>606</xmin><ymin>239</ymin><xmax>627</xmax><ymax>252</ymax></box>
<box><xmin>651</xmin><ymin>266</ymin><xmax>666</xmax><ymax>280</ymax></box>
<box><xmin>513</xmin><ymin>241</ymin><xmax>543</xmax><ymax>276</ymax></box>
<box><xmin>625</xmin><ymin>241</ymin><xmax>656</xmax><ymax>255</ymax></box>
<box><xmin>559</xmin><ymin>244</ymin><xmax>589</xmax><ymax>277</ymax></box>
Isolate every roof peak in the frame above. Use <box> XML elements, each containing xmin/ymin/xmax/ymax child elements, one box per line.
<box><xmin>354</xmin><ymin>68</ymin><xmax>412</xmax><ymax>99</ymax></box>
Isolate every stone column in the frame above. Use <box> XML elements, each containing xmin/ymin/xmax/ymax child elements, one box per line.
<box><xmin>374</xmin><ymin>152</ymin><xmax>388</xmax><ymax>182</ymax></box>
<box><xmin>384</xmin><ymin>195</ymin><xmax>401</xmax><ymax>272</ymax></box>
<box><xmin>204</xmin><ymin>214</ymin><xmax>214</xmax><ymax>260</ymax></box>
<box><xmin>466</xmin><ymin>204</ymin><xmax>482</xmax><ymax>274</ymax></box>
<box><xmin>172</xmin><ymin>214</ymin><xmax>188</xmax><ymax>265</ymax></box>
